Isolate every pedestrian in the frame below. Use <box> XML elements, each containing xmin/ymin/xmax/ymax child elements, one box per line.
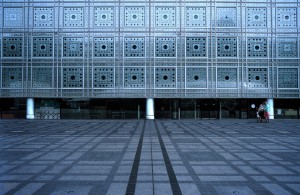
<box><xmin>263</xmin><ymin>101</ymin><xmax>270</xmax><ymax>123</ymax></box>
<box><xmin>257</xmin><ymin>103</ymin><xmax>264</xmax><ymax>122</ymax></box>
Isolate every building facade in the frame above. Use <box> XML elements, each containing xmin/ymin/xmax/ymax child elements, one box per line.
<box><xmin>0</xmin><ymin>0</ymin><xmax>299</xmax><ymax>119</ymax></box>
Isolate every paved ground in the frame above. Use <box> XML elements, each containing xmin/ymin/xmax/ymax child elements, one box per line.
<box><xmin>0</xmin><ymin>119</ymin><xmax>300</xmax><ymax>195</ymax></box>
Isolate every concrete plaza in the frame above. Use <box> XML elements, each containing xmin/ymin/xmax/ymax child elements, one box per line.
<box><xmin>0</xmin><ymin>119</ymin><xmax>300</xmax><ymax>195</ymax></box>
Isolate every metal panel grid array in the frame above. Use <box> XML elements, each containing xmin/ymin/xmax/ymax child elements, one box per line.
<box><xmin>0</xmin><ymin>0</ymin><xmax>299</xmax><ymax>98</ymax></box>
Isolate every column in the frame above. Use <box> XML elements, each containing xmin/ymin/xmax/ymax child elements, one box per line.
<box><xmin>137</xmin><ymin>105</ymin><xmax>140</xmax><ymax>119</ymax></box>
<box><xmin>146</xmin><ymin>98</ymin><xmax>154</xmax><ymax>119</ymax></box>
<box><xmin>26</xmin><ymin>98</ymin><xmax>35</xmax><ymax>119</ymax></box>
<box><xmin>267</xmin><ymin>98</ymin><xmax>274</xmax><ymax>119</ymax></box>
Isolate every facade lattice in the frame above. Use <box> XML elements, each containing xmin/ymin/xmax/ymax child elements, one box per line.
<box><xmin>0</xmin><ymin>0</ymin><xmax>299</xmax><ymax>99</ymax></box>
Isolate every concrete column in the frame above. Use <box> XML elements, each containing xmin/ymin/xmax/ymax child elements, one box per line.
<box><xmin>146</xmin><ymin>98</ymin><xmax>154</xmax><ymax>119</ymax></box>
<box><xmin>26</xmin><ymin>98</ymin><xmax>35</xmax><ymax>119</ymax></box>
<box><xmin>267</xmin><ymin>98</ymin><xmax>274</xmax><ymax>119</ymax></box>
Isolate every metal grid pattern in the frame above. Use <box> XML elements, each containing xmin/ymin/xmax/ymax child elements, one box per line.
<box><xmin>186</xmin><ymin>67</ymin><xmax>207</xmax><ymax>88</ymax></box>
<box><xmin>246</xmin><ymin>7</ymin><xmax>267</xmax><ymax>28</ymax></box>
<box><xmin>94</xmin><ymin>7</ymin><xmax>114</xmax><ymax>27</ymax></box>
<box><xmin>33</xmin><ymin>7</ymin><xmax>54</xmax><ymax>28</ymax></box>
<box><xmin>248</xmin><ymin>68</ymin><xmax>268</xmax><ymax>88</ymax></box>
<box><xmin>155</xmin><ymin>67</ymin><xmax>176</xmax><ymax>88</ymax></box>
<box><xmin>63</xmin><ymin>37</ymin><xmax>84</xmax><ymax>58</ymax></box>
<box><xmin>124</xmin><ymin>7</ymin><xmax>145</xmax><ymax>27</ymax></box>
<box><xmin>186</xmin><ymin>37</ymin><xmax>206</xmax><ymax>58</ymax></box>
<box><xmin>124</xmin><ymin>67</ymin><xmax>145</xmax><ymax>88</ymax></box>
<box><xmin>62</xmin><ymin>68</ymin><xmax>83</xmax><ymax>88</ymax></box>
<box><xmin>94</xmin><ymin>37</ymin><xmax>114</xmax><ymax>58</ymax></box>
<box><xmin>186</xmin><ymin>7</ymin><xmax>206</xmax><ymax>27</ymax></box>
<box><xmin>2</xmin><ymin>37</ymin><xmax>23</xmax><ymax>57</ymax></box>
<box><xmin>278</xmin><ymin>68</ymin><xmax>298</xmax><ymax>89</ymax></box>
<box><xmin>217</xmin><ymin>37</ymin><xmax>237</xmax><ymax>58</ymax></box>
<box><xmin>32</xmin><ymin>37</ymin><xmax>53</xmax><ymax>58</ymax></box>
<box><xmin>32</xmin><ymin>68</ymin><xmax>53</xmax><ymax>88</ymax></box>
<box><xmin>124</xmin><ymin>37</ymin><xmax>145</xmax><ymax>58</ymax></box>
<box><xmin>276</xmin><ymin>7</ymin><xmax>297</xmax><ymax>28</ymax></box>
<box><xmin>155</xmin><ymin>7</ymin><xmax>176</xmax><ymax>27</ymax></box>
<box><xmin>247</xmin><ymin>38</ymin><xmax>268</xmax><ymax>58</ymax></box>
<box><xmin>3</xmin><ymin>7</ymin><xmax>23</xmax><ymax>27</ymax></box>
<box><xmin>0</xmin><ymin>0</ymin><xmax>299</xmax><ymax>98</ymax></box>
<box><xmin>217</xmin><ymin>68</ymin><xmax>238</xmax><ymax>88</ymax></box>
<box><xmin>2</xmin><ymin>67</ymin><xmax>22</xmax><ymax>88</ymax></box>
<box><xmin>63</xmin><ymin>7</ymin><xmax>84</xmax><ymax>27</ymax></box>
<box><xmin>277</xmin><ymin>38</ymin><xmax>298</xmax><ymax>58</ymax></box>
<box><xmin>216</xmin><ymin>7</ymin><xmax>237</xmax><ymax>27</ymax></box>
<box><xmin>93</xmin><ymin>67</ymin><xmax>114</xmax><ymax>88</ymax></box>
<box><xmin>155</xmin><ymin>37</ymin><xmax>176</xmax><ymax>57</ymax></box>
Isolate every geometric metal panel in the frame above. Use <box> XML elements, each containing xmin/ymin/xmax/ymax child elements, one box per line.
<box><xmin>3</xmin><ymin>7</ymin><xmax>23</xmax><ymax>27</ymax></box>
<box><xmin>125</xmin><ymin>7</ymin><xmax>145</xmax><ymax>27</ymax></box>
<box><xmin>247</xmin><ymin>38</ymin><xmax>268</xmax><ymax>58</ymax></box>
<box><xmin>63</xmin><ymin>7</ymin><xmax>84</xmax><ymax>27</ymax></box>
<box><xmin>124</xmin><ymin>37</ymin><xmax>145</xmax><ymax>57</ymax></box>
<box><xmin>246</xmin><ymin>7</ymin><xmax>267</xmax><ymax>28</ymax></box>
<box><xmin>2</xmin><ymin>37</ymin><xmax>23</xmax><ymax>57</ymax></box>
<box><xmin>93</xmin><ymin>67</ymin><xmax>114</xmax><ymax>88</ymax></box>
<box><xmin>186</xmin><ymin>67</ymin><xmax>207</xmax><ymax>88</ymax></box>
<box><xmin>186</xmin><ymin>7</ymin><xmax>206</xmax><ymax>27</ymax></box>
<box><xmin>277</xmin><ymin>38</ymin><xmax>298</xmax><ymax>58</ymax></box>
<box><xmin>155</xmin><ymin>67</ymin><xmax>176</xmax><ymax>88</ymax></box>
<box><xmin>155</xmin><ymin>7</ymin><xmax>176</xmax><ymax>27</ymax></box>
<box><xmin>278</xmin><ymin>68</ymin><xmax>298</xmax><ymax>88</ymax></box>
<box><xmin>186</xmin><ymin>37</ymin><xmax>206</xmax><ymax>57</ymax></box>
<box><xmin>33</xmin><ymin>7</ymin><xmax>54</xmax><ymax>27</ymax></box>
<box><xmin>94</xmin><ymin>37</ymin><xmax>114</xmax><ymax>58</ymax></box>
<box><xmin>63</xmin><ymin>37</ymin><xmax>84</xmax><ymax>58</ymax></box>
<box><xmin>155</xmin><ymin>37</ymin><xmax>176</xmax><ymax>57</ymax></box>
<box><xmin>217</xmin><ymin>68</ymin><xmax>238</xmax><ymax>88</ymax></box>
<box><xmin>62</xmin><ymin>68</ymin><xmax>83</xmax><ymax>88</ymax></box>
<box><xmin>217</xmin><ymin>37</ymin><xmax>237</xmax><ymax>57</ymax></box>
<box><xmin>2</xmin><ymin>68</ymin><xmax>22</xmax><ymax>88</ymax></box>
<box><xmin>248</xmin><ymin>68</ymin><xmax>268</xmax><ymax>88</ymax></box>
<box><xmin>32</xmin><ymin>37</ymin><xmax>53</xmax><ymax>58</ymax></box>
<box><xmin>94</xmin><ymin>7</ymin><xmax>114</xmax><ymax>27</ymax></box>
<box><xmin>1</xmin><ymin>1</ymin><xmax>300</xmax><ymax>99</ymax></box>
<box><xmin>32</xmin><ymin>68</ymin><xmax>52</xmax><ymax>88</ymax></box>
<box><xmin>124</xmin><ymin>67</ymin><xmax>145</xmax><ymax>88</ymax></box>
<box><xmin>216</xmin><ymin>7</ymin><xmax>237</xmax><ymax>27</ymax></box>
<box><xmin>276</xmin><ymin>7</ymin><xmax>297</xmax><ymax>28</ymax></box>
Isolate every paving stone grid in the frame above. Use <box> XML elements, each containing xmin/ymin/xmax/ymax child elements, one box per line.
<box><xmin>0</xmin><ymin>119</ymin><xmax>300</xmax><ymax>195</ymax></box>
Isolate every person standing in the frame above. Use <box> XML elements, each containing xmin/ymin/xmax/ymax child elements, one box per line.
<box><xmin>257</xmin><ymin>103</ymin><xmax>264</xmax><ymax>122</ymax></box>
<box><xmin>264</xmin><ymin>101</ymin><xmax>270</xmax><ymax>122</ymax></box>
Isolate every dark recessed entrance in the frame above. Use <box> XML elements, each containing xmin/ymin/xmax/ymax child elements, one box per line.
<box><xmin>198</xmin><ymin>99</ymin><xmax>219</xmax><ymax>119</ymax></box>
